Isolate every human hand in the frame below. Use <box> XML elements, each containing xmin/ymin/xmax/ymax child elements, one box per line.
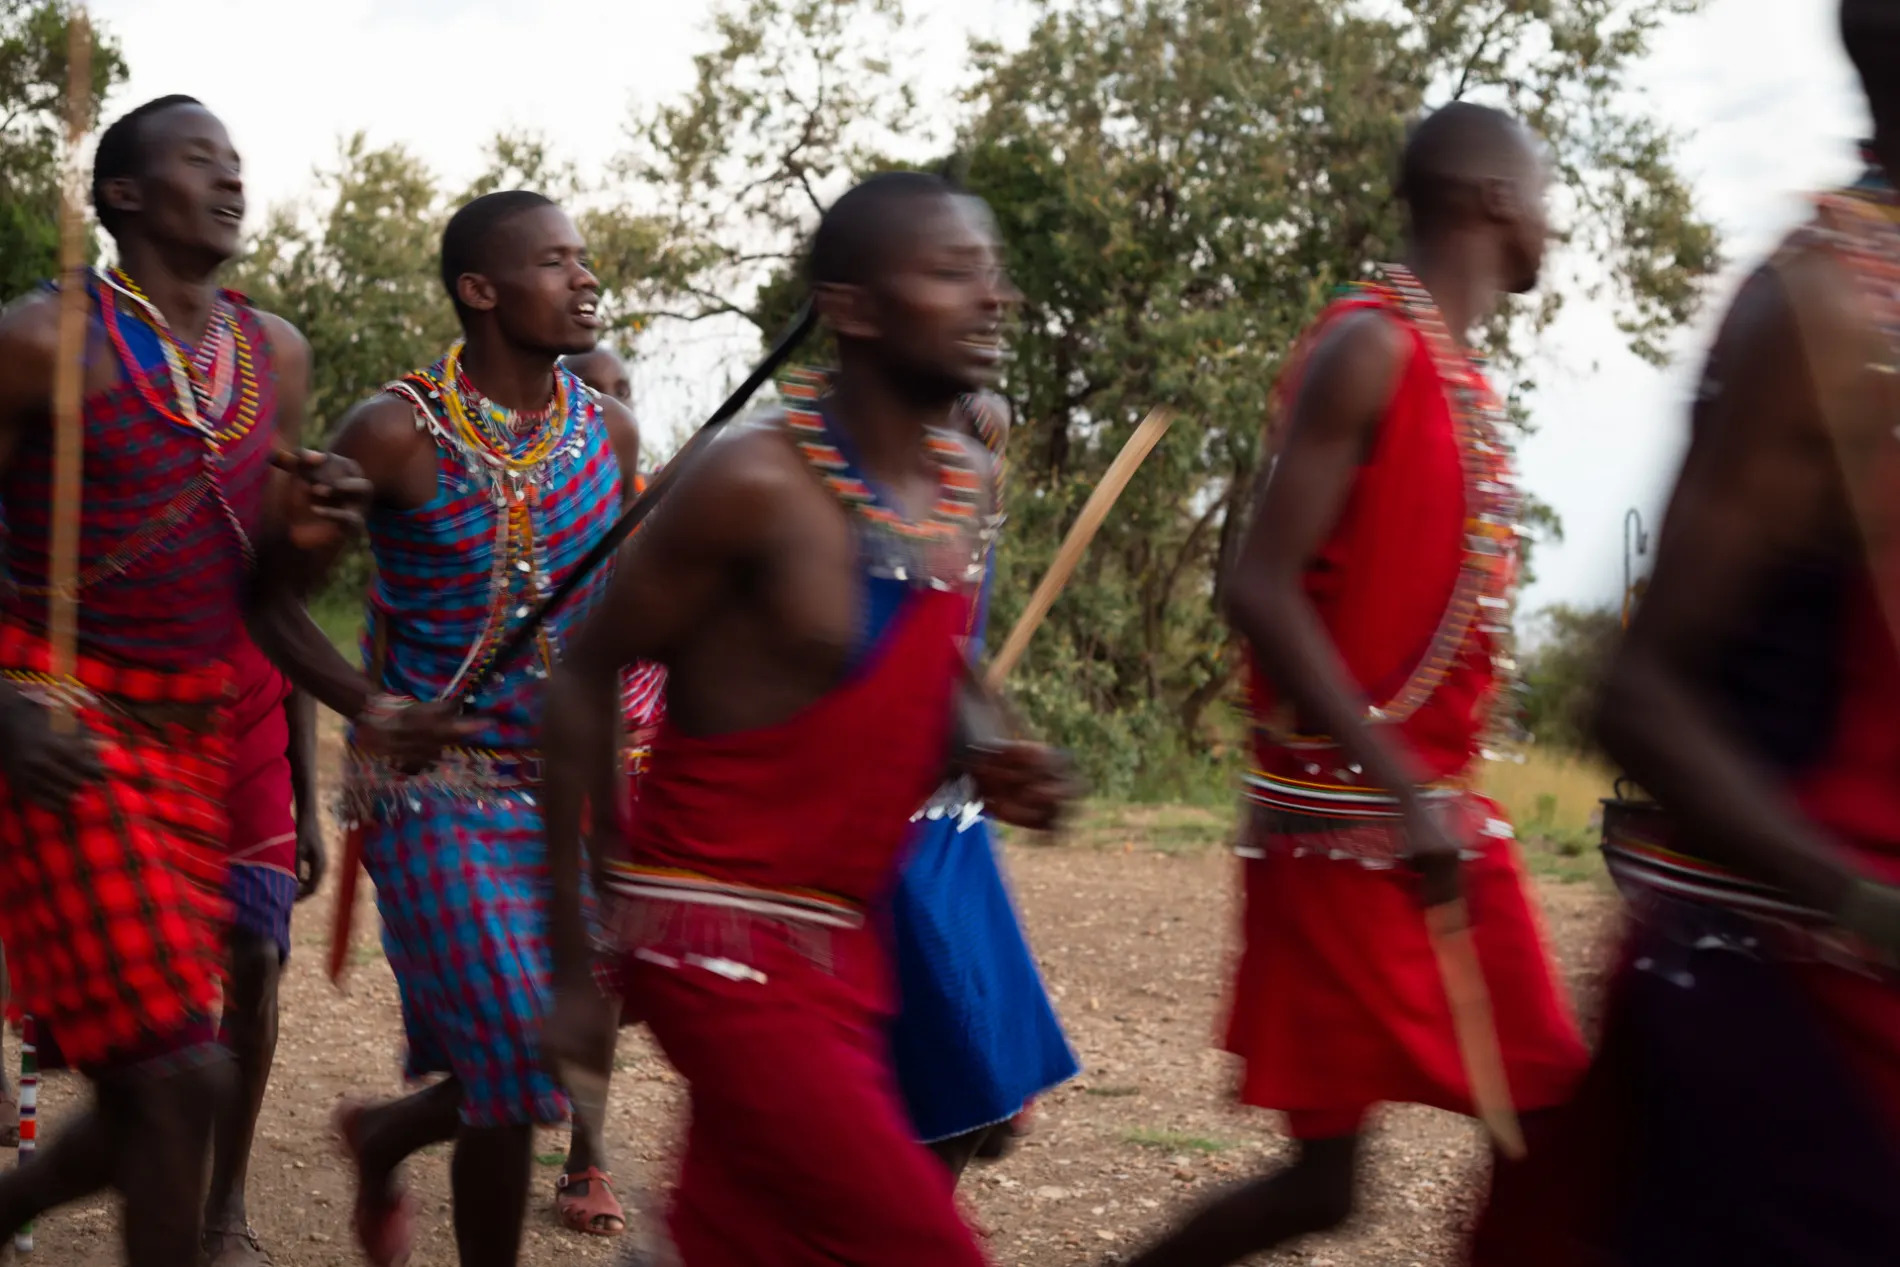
<box><xmin>353</xmin><ymin>696</ymin><xmax>478</xmax><ymax>774</ymax></box>
<box><xmin>1402</xmin><ymin>796</ymin><xmax>1466</xmax><ymax>909</ymax></box>
<box><xmin>274</xmin><ymin>448</ymin><xmax>373</xmax><ymax>550</ymax></box>
<box><xmin>968</xmin><ymin>740</ymin><xmax>1079</xmax><ymax>831</ymax></box>
<box><xmin>0</xmin><ymin>697</ymin><xmax>103</xmax><ymax>811</ymax></box>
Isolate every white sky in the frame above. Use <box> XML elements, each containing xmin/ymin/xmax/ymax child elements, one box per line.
<box><xmin>89</xmin><ymin>0</ymin><xmax>1866</xmax><ymax>617</ymax></box>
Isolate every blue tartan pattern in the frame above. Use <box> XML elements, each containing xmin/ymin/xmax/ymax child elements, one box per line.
<box><xmin>366</xmin><ymin>794</ymin><xmax>566</xmax><ymax>1127</ymax></box>
<box><xmin>225</xmin><ymin>862</ymin><xmax>297</xmax><ymax>963</ymax></box>
<box><xmin>355</xmin><ymin>356</ymin><xmax>622</xmax><ymax>1126</ymax></box>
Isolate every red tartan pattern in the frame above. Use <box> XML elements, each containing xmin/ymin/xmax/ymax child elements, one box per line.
<box><xmin>0</xmin><ymin>282</ymin><xmax>277</xmax><ymax>668</ymax></box>
<box><xmin>0</xmin><ymin>622</ymin><xmax>232</xmax><ymax>1067</ymax></box>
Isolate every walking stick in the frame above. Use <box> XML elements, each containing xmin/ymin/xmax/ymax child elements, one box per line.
<box><xmin>19</xmin><ymin>14</ymin><xmax>92</xmax><ymax>1253</ymax></box>
<box><xmin>985</xmin><ymin>406</ymin><xmax>1174</xmax><ymax>690</ymax></box>
<box><xmin>1427</xmin><ymin>898</ymin><xmax>1527</xmax><ymax>1159</ymax></box>
<box><xmin>327</xmin><ymin>306</ymin><xmax>816</xmax><ymax>986</ymax></box>
<box><xmin>47</xmin><ymin>8</ymin><xmax>90</xmax><ymax>731</ymax></box>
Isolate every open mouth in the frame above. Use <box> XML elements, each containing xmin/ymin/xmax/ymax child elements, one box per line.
<box><xmin>574</xmin><ymin>299</ymin><xmax>602</xmax><ymax>327</ymax></box>
<box><xmin>210</xmin><ymin>206</ymin><xmax>243</xmax><ymax>227</ymax></box>
<box><xmin>958</xmin><ymin>331</ymin><xmax>1003</xmax><ymax>361</ymax></box>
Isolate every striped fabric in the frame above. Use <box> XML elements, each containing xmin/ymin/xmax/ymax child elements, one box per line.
<box><xmin>354</xmin><ymin>355</ymin><xmax>624</xmax><ymax>1127</ymax></box>
<box><xmin>0</xmin><ymin>273</ymin><xmax>276</xmax><ymax>668</ymax></box>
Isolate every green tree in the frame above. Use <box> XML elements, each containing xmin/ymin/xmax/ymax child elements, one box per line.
<box><xmin>231</xmin><ymin>134</ymin><xmax>456</xmax><ymax>442</ymax></box>
<box><xmin>606</xmin><ymin>0</ymin><xmax>1723</xmax><ymax>795</ymax></box>
<box><xmin>0</xmin><ymin>0</ymin><xmax>125</xmax><ymax>302</ymax></box>
<box><xmin>1517</xmin><ymin>603</ymin><xmax>1623</xmax><ymax>755</ymax></box>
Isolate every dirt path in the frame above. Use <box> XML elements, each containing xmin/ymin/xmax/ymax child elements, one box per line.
<box><xmin>18</xmin><ymin>801</ymin><xmax>1618</xmax><ymax>1267</ymax></box>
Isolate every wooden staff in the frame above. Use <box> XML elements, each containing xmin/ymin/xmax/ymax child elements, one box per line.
<box><xmin>1426</xmin><ymin>898</ymin><xmax>1527</xmax><ymax>1159</ymax></box>
<box><xmin>985</xmin><ymin>406</ymin><xmax>1174</xmax><ymax>690</ymax></box>
<box><xmin>47</xmin><ymin>8</ymin><xmax>90</xmax><ymax>732</ymax></box>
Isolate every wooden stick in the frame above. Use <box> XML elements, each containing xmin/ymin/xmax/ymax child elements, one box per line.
<box><xmin>47</xmin><ymin>9</ymin><xmax>90</xmax><ymax>734</ymax></box>
<box><xmin>1425</xmin><ymin>898</ymin><xmax>1527</xmax><ymax>1159</ymax></box>
<box><xmin>985</xmin><ymin>407</ymin><xmax>1174</xmax><ymax>690</ymax></box>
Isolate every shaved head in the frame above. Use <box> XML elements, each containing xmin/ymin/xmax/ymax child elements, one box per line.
<box><xmin>563</xmin><ymin>346</ymin><xmax>631</xmax><ymax>405</ymax></box>
<box><xmin>1398</xmin><ymin>101</ymin><xmax>1540</xmax><ymax>227</ymax></box>
<box><xmin>1397</xmin><ymin>101</ymin><xmax>1548</xmax><ymax>293</ymax></box>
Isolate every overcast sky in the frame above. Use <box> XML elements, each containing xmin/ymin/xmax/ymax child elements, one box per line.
<box><xmin>88</xmin><ymin>0</ymin><xmax>1867</xmax><ymax>618</ymax></box>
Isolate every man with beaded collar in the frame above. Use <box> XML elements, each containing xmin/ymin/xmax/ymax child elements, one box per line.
<box><xmin>1122</xmin><ymin>103</ymin><xmax>1587</xmax><ymax>1267</ymax></box>
<box><xmin>540</xmin><ymin>170</ymin><xmax>1075</xmax><ymax>1266</ymax></box>
<box><xmin>1473</xmin><ymin>6</ymin><xmax>1900</xmax><ymax>1262</ymax></box>
<box><xmin>0</xmin><ymin>95</ymin><xmax>370</xmax><ymax>1267</ymax></box>
<box><xmin>290</xmin><ymin>191</ymin><xmax>641</xmax><ymax>1266</ymax></box>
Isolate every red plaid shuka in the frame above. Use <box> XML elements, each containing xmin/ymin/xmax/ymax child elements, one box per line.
<box><xmin>0</xmin><ymin>621</ymin><xmax>232</xmax><ymax>1069</ymax></box>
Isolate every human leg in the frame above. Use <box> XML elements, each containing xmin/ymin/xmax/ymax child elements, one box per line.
<box><xmin>1119</xmin><ymin>1130</ymin><xmax>1361</xmax><ymax>1267</ymax></box>
<box><xmin>204</xmin><ymin>926</ymin><xmax>282</xmax><ymax>1263</ymax></box>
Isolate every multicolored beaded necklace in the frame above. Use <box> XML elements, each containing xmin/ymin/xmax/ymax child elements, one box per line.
<box><xmin>779</xmin><ymin>366</ymin><xmax>990</xmax><ymax>591</ymax></box>
<box><xmin>385</xmin><ymin>350</ymin><xmax>595</xmax><ymax>699</ymax></box>
<box><xmin>100</xmin><ymin>268</ymin><xmax>260</xmax><ymax>447</ymax></box>
<box><xmin>96</xmin><ymin>267</ymin><xmax>261</xmax><ymax>564</ymax></box>
<box><xmin>1810</xmin><ymin>161</ymin><xmax>1900</xmax><ymax>359</ymax></box>
<box><xmin>1353</xmin><ymin>264</ymin><xmax>1521</xmax><ymax>735</ymax></box>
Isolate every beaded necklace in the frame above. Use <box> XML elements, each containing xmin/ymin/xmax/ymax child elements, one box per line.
<box><xmin>779</xmin><ymin>366</ymin><xmax>990</xmax><ymax>591</ymax></box>
<box><xmin>99</xmin><ymin>268</ymin><xmax>259</xmax><ymax>449</ymax></box>
<box><xmin>1363</xmin><ymin>264</ymin><xmax>1520</xmax><ymax>739</ymax></box>
<box><xmin>95</xmin><ymin>268</ymin><xmax>261</xmax><ymax>566</ymax></box>
<box><xmin>1256</xmin><ymin>265</ymin><xmax>1521</xmax><ymax>750</ymax></box>
<box><xmin>1810</xmin><ymin>173</ymin><xmax>1900</xmax><ymax>357</ymax></box>
<box><xmin>384</xmin><ymin>351</ymin><xmax>595</xmax><ymax>701</ymax></box>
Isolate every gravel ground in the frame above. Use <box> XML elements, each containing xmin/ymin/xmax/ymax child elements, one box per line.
<box><xmin>15</xmin><ymin>756</ymin><xmax>1619</xmax><ymax>1267</ymax></box>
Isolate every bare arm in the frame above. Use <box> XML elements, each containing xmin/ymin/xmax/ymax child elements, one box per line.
<box><xmin>1224</xmin><ymin>310</ymin><xmax>1430</xmax><ymax>800</ymax></box>
<box><xmin>0</xmin><ymin>294</ymin><xmax>103</xmax><ymax>806</ymax></box>
<box><xmin>285</xmin><ymin>687</ymin><xmax>325</xmax><ymax>898</ymax></box>
<box><xmin>244</xmin><ymin>316</ymin><xmax>380</xmax><ymax>719</ymax></box>
<box><xmin>1597</xmin><ymin>259</ymin><xmax>1871</xmax><ymax>914</ymax></box>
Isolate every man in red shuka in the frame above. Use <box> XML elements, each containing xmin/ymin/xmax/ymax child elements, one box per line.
<box><xmin>1122</xmin><ymin>102</ymin><xmax>1587</xmax><ymax>1267</ymax></box>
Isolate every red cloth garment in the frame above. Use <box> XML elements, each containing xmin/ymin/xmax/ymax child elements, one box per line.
<box><xmin>224</xmin><ymin>634</ymin><xmax>297</xmax><ymax>959</ymax></box>
<box><xmin>1226</xmin><ymin>794</ymin><xmax>1587</xmax><ymax>1124</ymax></box>
<box><xmin>1247</xmin><ymin>295</ymin><xmax>1494</xmax><ymax>785</ymax></box>
<box><xmin>623</xmin><ymin>915</ymin><xmax>985</xmax><ymax>1267</ymax></box>
<box><xmin>225</xmin><ymin>634</ymin><xmax>294</xmax><ymax>874</ymax></box>
<box><xmin>625</xmin><ymin>588</ymin><xmax>969</xmax><ymax>905</ymax></box>
<box><xmin>1229</xmin><ymin>287</ymin><xmax>1585</xmax><ymax>1132</ymax></box>
<box><xmin>0</xmin><ymin>620</ymin><xmax>231</xmax><ymax>1068</ymax></box>
<box><xmin>615</xmin><ymin>585</ymin><xmax>984</xmax><ymax>1265</ymax></box>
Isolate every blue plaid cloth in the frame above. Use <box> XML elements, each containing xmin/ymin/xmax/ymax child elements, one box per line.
<box><xmin>226</xmin><ymin>863</ymin><xmax>297</xmax><ymax>963</ymax></box>
<box><xmin>365</xmin><ymin>792</ymin><xmax>567</xmax><ymax>1128</ymax></box>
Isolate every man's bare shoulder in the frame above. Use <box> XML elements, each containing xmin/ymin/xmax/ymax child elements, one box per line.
<box><xmin>250</xmin><ymin>309</ymin><xmax>311</xmax><ymax>373</ymax></box>
<box><xmin>0</xmin><ymin>290</ymin><xmax>61</xmax><ymax>359</ymax></box>
<box><xmin>685</xmin><ymin>410</ymin><xmax>817</xmax><ymax>505</ymax></box>
<box><xmin>328</xmin><ymin>389</ymin><xmax>432</xmax><ymax>460</ymax></box>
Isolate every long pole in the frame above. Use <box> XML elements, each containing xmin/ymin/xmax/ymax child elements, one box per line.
<box><xmin>47</xmin><ymin>7</ymin><xmax>90</xmax><ymax>731</ymax></box>
<box><xmin>986</xmin><ymin>407</ymin><xmax>1174</xmax><ymax>690</ymax></box>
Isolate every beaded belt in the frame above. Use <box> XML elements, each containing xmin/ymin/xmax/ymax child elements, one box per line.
<box><xmin>1</xmin><ymin>669</ymin><xmax>221</xmax><ymax>733</ymax></box>
<box><xmin>343</xmin><ymin>742</ymin><xmax>649</xmax><ymax>821</ymax></box>
<box><xmin>1238</xmin><ymin>771</ymin><xmax>1483</xmax><ymax>867</ymax></box>
<box><xmin>600</xmin><ymin>862</ymin><xmax>865</xmax><ymax>930</ymax></box>
<box><xmin>1602</xmin><ymin>797</ymin><xmax>1887</xmax><ymax>979</ymax></box>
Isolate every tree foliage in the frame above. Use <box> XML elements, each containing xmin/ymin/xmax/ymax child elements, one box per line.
<box><xmin>0</xmin><ymin>0</ymin><xmax>125</xmax><ymax>302</ymax></box>
<box><xmin>1517</xmin><ymin>603</ymin><xmax>1623</xmax><ymax>756</ymax></box>
<box><xmin>610</xmin><ymin>0</ymin><xmax>1719</xmax><ymax>794</ymax></box>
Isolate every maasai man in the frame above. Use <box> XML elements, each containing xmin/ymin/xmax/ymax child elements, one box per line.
<box><xmin>1122</xmin><ymin>103</ymin><xmax>1587</xmax><ymax>1267</ymax></box>
<box><xmin>563</xmin><ymin>345</ymin><xmax>632</xmax><ymax>407</ymax></box>
<box><xmin>890</xmin><ymin>386</ymin><xmax>1079</xmax><ymax>1178</ymax></box>
<box><xmin>0</xmin><ymin>95</ymin><xmax>368</xmax><ymax>1267</ymax></box>
<box><xmin>541</xmin><ymin>171</ymin><xmax>1075</xmax><ymax>1266</ymax></box>
<box><xmin>203</xmin><ymin>644</ymin><xmax>320</xmax><ymax>1266</ymax></box>
<box><xmin>310</xmin><ymin>191</ymin><xmax>640</xmax><ymax>1266</ymax></box>
<box><xmin>1472</xmin><ymin>8</ymin><xmax>1900</xmax><ymax>1262</ymax></box>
